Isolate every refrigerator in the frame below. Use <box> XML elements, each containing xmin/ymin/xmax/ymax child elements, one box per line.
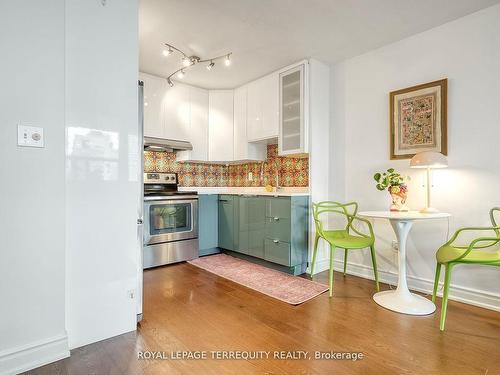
<box><xmin>137</xmin><ymin>80</ymin><xmax>144</xmax><ymax>322</ymax></box>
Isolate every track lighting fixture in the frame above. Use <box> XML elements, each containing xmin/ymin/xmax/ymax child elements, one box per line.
<box><xmin>162</xmin><ymin>43</ymin><xmax>232</xmax><ymax>86</ymax></box>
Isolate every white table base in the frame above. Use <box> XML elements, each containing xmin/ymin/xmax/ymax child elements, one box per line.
<box><xmin>373</xmin><ymin>291</ymin><xmax>436</xmax><ymax>315</ymax></box>
<box><xmin>372</xmin><ymin>219</ymin><xmax>436</xmax><ymax>315</ymax></box>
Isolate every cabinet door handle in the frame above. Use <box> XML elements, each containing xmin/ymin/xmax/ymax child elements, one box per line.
<box><xmin>273</xmin><ymin>239</ymin><xmax>280</xmax><ymax>244</ymax></box>
<box><xmin>273</xmin><ymin>217</ymin><xmax>280</xmax><ymax>221</ymax></box>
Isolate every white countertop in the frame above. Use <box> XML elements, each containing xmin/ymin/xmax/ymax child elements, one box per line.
<box><xmin>178</xmin><ymin>186</ymin><xmax>310</xmax><ymax>197</ymax></box>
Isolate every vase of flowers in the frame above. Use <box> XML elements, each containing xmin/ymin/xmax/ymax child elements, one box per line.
<box><xmin>374</xmin><ymin>168</ymin><xmax>410</xmax><ymax>212</ymax></box>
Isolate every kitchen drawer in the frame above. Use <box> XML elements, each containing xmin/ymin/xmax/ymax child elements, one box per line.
<box><xmin>265</xmin><ymin>197</ymin><xmax>291</xmax><ymax>219</ymax></box>
<box><xmin>265</xmin><ymin>217</ymin><xmax>291</xmax><ymax>242</ymax></box>
<box><xmin>264</xmin><ymin>238</ymin><xmax>291</xmax><ymax>266</ymax></box>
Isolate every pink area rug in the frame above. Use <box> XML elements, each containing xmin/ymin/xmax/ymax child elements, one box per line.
<box><xmin>188</xmin><ymin>254</ymin><xmax>328</xmax><ymax>305</ymax></box>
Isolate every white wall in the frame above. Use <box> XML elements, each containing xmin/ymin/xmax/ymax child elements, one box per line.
<box><xmin>328</xmin><ymin>4</ymin><xmax>500</xmax><ymax>310</ymax></box>
<box><xmin>308</xmin><ymin>59</ymin><xmax>331</xmax><ymax>269</ymax></box>
<box><xmin>0</xmin><ymin>1</ymin><xmax>69</xmax><ymax>374</ymax></box>
<box><xmin>65</xmin><ymin>0</ymin><xmax>140</xmax><ymax>348</ymax></box>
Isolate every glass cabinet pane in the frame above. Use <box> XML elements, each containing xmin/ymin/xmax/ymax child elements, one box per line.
<box><xmin>149</xmin><ymin>203</ymin><xmax>192</xmax><ymax>235</ymax></box>
<box><xmin>280</xmin><ymin>65</ymin><xmax>304</xmax><ymax>154</ymax></box>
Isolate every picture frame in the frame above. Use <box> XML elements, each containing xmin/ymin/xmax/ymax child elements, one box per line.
<box><xmin>389</xmin><ymin>78</ymin><xmax>448</xmax><ymax>160</ymax></box>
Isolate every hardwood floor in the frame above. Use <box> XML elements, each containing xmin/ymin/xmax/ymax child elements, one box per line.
<box><xmin>27</xmin><ymin>261</ymin><xmax>499</xmax><ymax>374</ymax></box>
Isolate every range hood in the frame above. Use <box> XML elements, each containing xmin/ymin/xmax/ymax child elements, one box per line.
<box><xmin>144</xmin><ymin>137</ymin><xmax>192</xmax><ymax>152</ymax></box>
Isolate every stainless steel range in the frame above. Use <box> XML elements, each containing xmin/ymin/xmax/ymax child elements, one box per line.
<box><xmin>143</xmin><ymin>172</ymin><xmax>198</xmax><ymax>268</ymax></box>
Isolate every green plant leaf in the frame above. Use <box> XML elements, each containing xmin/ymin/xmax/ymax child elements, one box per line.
<box><xmin>376</xmin><ymin>184</ymin><xmax>385</xmax><ymax>191</ymax></box>
<box><xmin>387</xmin><ymin>168</ymin><xmax>395</xmax><ymax>173</ymax></box>
<box><xmin>373</xmin><ymin>173</ymin><xmax>381</xmax><ymax>181</ymax></box>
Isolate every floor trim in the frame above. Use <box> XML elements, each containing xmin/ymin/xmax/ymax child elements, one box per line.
<box><xmin>0</xmin><ymin>334</ymin><xmax>70</xmax><ymax>375</ymax></box>
<box><xmin>313</xmin><ymin>259</ymin><xmax>500</xmax><ymax>312</ymax></box>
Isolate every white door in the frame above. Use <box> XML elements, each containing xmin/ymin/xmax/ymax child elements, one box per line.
<box><xmin>246</xmin><ymin>79</ymin><xmax>262</xmax><ymax>142</ymax></box>
<box><xmin>140</xmin><ymin>72</ymin><xmax>165</xmax><ymax>138</ymax></box>
<box><xmin>233</xmin><ymin>86</ymin><xmax>247</xmax><ymax>160</ymax></box>
<box><xmin>261</xmin><ymin>72</ymin><xmax>279</xmax><ymax>138</ymax></box>
<box><xmin>234</xmin><ymin>85</ymin><xmax>266</xmax><ymax>161</ymax></box>
<box><xmin>279</xmin><ymin>64</ymin><xmax>305</xmax><ymax>155</ymax></box>
<box><xmin>208</xmin><ymin>90</ymin><xmax>234</xmax><ymax>162</ymax></box>
<box><xmin>164</xmin><ymin>83</ymin><xmax>190</xmax><ymax>141</ymax></box>
<box><xmin>188</xmin><ymin>87</ymin><xmax>209</xmax><ymax>160</ymax></box>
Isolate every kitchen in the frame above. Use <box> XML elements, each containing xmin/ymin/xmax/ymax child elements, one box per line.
<box><xmin>139</xmin><ymin>54</ymin><xmax>329</xmax><ymax>311</ymax></box>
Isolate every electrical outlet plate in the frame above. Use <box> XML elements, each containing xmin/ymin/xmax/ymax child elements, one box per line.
<box><xmin>17</xmin><ymin>125</ymin><xmax>44</xmax><ymax>148</ymax></box>
<box><xmin>248</xmin><ymin>172</ymin><xmax>253</xmax><ymax>181</ymax></box>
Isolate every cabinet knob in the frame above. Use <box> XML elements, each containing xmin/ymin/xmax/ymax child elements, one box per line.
<box><xmin>273</xmin><ymin>239</ymin><xmax>280</xmax><ymax>244</ymax></box>
<box><xmin>273</xmin><ymin>217</ymin><xmax>279</xmax><ymax>221</ymax></box>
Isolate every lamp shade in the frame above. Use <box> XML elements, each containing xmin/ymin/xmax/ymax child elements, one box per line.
<box><xmin>410</xmin><ymin>151</ymin><xmax>448</xmax><ymax>169</ymax></box>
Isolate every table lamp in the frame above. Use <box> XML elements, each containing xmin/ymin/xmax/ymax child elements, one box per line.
<box><xmin>410</xmin><ymin>151</ymin><xmax>448</xmax><ymax>213</ymax></box>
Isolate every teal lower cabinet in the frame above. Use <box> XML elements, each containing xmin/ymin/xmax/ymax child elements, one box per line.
<box><xmin>218</xmin><ymin>195</ymin><xmax>237</xmax><ymax>251</ymax></box>
<box><xmin>198</xmin><ymin>195</ymin><xmax>220</xmax><ymax>256</ymax></box>
<box><xmin>247</xmin><ymin>197</ymin><xmax>266</xmax><ymax>259</ymax></box>
<box><xmin>218</xmin><ymin>194</ymin><xmax>309</xmax><ymax>275</ymax></box>
<box><xmin>264</xmin><ymin>196</ymin><xmax>309</xmax><ymax>275</ymax></box>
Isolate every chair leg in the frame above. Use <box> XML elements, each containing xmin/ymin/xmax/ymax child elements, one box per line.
<box><xmin>329</xmin><ymin>245</ymin><xmax>335</xmax><ymax>297</ymax></box>
<box><xmin>369</xmin><ymin>245</ymin><xmax>380</xmax><ymax>292</ymax></box>
<box><xmin>343</xmin><ymin>248</ymin><xmax>348</xmax><ymax>276</ymax></box>
<box><xmin>432</xmin><ymin>263</ymin><xmax>442</xmax><ymax>303</ymax></box>
<box><xmin>310</xmin><ymin>235</ymin><xmax>320</xmax><ymax>278</ymax></box>
<box><xmin>440</xmin><ymin>264</ymin><xmax>453</xmax><ymax>331</ymax></box>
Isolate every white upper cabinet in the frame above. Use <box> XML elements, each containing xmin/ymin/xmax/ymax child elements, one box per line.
<box><xmin>246</xmin><ymin>79</ymin><xmax>261</xmax><ymax>142</ymax></box>
<box><xmin>176</xmin><ymin>86</ymin><xmax>209</xmax><ymax>162</ymax></box>
<box><xmin>208</xmin><ymin>90</ymin><xmax>234</xmax><ymax>162</ymax></box>
<box><xmin>140</xmin><ymin>72</ymin><xmax>191</xmax><ymax>142</ymax></box>
<box><xmin>261</xmin><ymin>72</ymin><xmax>279</xmax><ymax>139</ymax></box>
<box><xmin>140</xmin><ymin>72</ymin><xmax>166</xmax><ymax>138</ymax></box>
<box><xmin>164</xmin><ymin>83</ymin><xmax>190</xmax><ymax>142</ymax></box>
<box><xmin>233</xmin><ymin>86</ymin><xmax>266</xmax><ymax>161</ymax></box>
<box><xmin>246</xmin><ymin>72</ymin><xmax>279</xmax><ymax>142</ymax></box>
<box><xmin>279</xmin><ymin>63</ymin><xmax>308</xmax><ymax>155</ymax></box>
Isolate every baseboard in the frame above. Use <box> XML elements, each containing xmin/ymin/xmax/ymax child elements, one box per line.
<box><xmin>312</xmin><ymin>258</ymin><xmax>500</xmax><ymax>312</ymax></box>
<box><xmin>0</xmin><ymin>334</ymin><xmax>70</xmax><ymax>375</ymax></box>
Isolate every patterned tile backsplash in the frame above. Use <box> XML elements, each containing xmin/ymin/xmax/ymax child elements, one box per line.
<box><xmin>144</xmin><ymin>144</ymin><xmax>309</xmax><ymax>187</ymax></box>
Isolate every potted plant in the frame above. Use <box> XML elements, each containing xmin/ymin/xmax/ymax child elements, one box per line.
<box><xmin>374</xmin><ymin>168</ymin><xmax>410</xmax><ymax>212</ymax></box>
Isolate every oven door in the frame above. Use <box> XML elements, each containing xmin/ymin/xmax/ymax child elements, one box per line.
<box><xmin>144</xmin><ymin>197</ymin><xmax>198</xmax><ymax>245</ymax></box>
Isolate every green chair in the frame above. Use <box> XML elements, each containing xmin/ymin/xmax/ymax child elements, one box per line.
<box><xmin>311</xmin><ymin>201</ymin><xmax>380</xmax><ymax>297</ymax></box>
<box><xmin>432</xmin><ymin>207</ymin><xmax>500</xmax><ymax>331</ymax></box>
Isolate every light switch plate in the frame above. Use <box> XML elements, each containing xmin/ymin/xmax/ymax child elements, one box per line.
<box><xmin>17</xmin><ymin>125</ymin><xmax>44</xmax><ymax>148</ymax></box>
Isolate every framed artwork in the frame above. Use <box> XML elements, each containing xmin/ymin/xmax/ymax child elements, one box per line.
<box><xmin>389</xmin><ymin>78</ymin><xmax>447</xmax><ymax>160</ymax></box>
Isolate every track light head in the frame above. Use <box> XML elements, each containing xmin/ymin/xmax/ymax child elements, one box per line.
<box><xmin>224</xmin><ymin>54</ymin><xmax>231</xmax><ymax>66</ymax></box>
<box><xmin>162</xmin><ymin>46</ymin><xmax>173</xmax><ymax>57</ymax></box>
<box><xmin>167</xmin><ymin>78</ymin><xmax>174</xmax><ymax>87</ymax></box>
<box><xmin>182</xmin><ymin>57</ymin><xmax>192</xmax><ymax>67</ymax></box>
<box><xmin>207</xmin><ymin>61</ymin><xmax>215</xmax><ymax>71</ymax></box>
<box><xmin>177</xmin><ymin>70</ymin><xmax>185</xmax><ymax>79</ymax></box>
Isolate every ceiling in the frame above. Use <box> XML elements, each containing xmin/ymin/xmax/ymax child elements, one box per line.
<box><xmin>139</xmin><ymin>0</ymin><xmax>499</xmax><ymax>89</ymax></box>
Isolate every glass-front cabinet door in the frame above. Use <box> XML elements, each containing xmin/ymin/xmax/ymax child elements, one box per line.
<box><xmin>278</xmin><ymin>63</ymin><xmax>308</xmax><ymax>155</ymax></box>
